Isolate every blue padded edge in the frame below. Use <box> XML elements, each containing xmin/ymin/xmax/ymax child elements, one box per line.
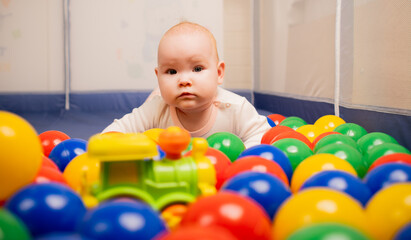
<box><xmin>254</xmin><ymin>92</ymin><xmax>411</xmax><ymax>151</ymax></box>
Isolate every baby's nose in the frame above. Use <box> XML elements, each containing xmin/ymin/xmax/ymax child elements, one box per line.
<box><xmin>178</xmin><ymin>74</ymin><xmax>192</xmax><ymax>87</ymax></box>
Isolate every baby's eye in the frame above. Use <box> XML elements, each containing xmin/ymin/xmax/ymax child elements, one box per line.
<box><xmin>166</xmin><ymin>69</ymin><xmax>177</xmax><ymax>75</ymax></box>
<box><xmin>193</xmin><ymin>66</ymin><xmax>203</xmax><ymax>72</ymax></box>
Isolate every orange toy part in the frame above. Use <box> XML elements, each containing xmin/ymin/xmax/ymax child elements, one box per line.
<box><xmin>158</xmin><ymin>126</ymin><xmax>191</xmax><ymax>159</ymax></box>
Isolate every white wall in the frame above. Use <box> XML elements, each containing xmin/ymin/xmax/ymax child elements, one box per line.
<box><xmin>0</xmin><ymin>0</ymin><xmax>224</xmax><ymax>93</ymax></box>
<box><xmin>0</xmin><ymin>0</ymin><xmax>64</xmax><ymax>92</ymax></box>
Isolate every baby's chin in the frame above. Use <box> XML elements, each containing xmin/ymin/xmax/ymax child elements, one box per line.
<box><xmin>175</xmin><ymin>101</ymin><xmax>214</xmax><ymax>114</ymax></box>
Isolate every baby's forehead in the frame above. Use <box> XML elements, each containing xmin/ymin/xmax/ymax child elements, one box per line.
<box><xmin>164</xmin><ymin>25</ymin><xmax>213</xmax><ymax>42</ymax></box>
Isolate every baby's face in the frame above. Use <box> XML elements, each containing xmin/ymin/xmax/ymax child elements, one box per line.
<box><xmin>155</xmin><ymin>31</ymin><xmax>224</xmax><ymax>113</ymax></box>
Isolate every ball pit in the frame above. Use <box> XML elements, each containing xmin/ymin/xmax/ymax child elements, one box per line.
<box><xmin>1</xmin><ymin>112</ymin><xmax>410</xmax><ymax>240</ymax></box>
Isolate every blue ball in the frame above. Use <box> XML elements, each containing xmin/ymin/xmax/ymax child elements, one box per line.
<box><xmin>364</xmin><ymin>163</ymin><xmax>411</xmax><ymax>195</ymax></box>
<box><xmin>238</xmin><ymin>144</ymin><xmax>293</xmax><ymax>181</ymax></box>
<box><xmin>221</xmin><ymin>171</ymin><xmax>291</xmax><ymax>219</ymax></box>
<box><xmin>35</xmin><ymin>232</ymin><xmax>91</xmax><ymax>240</ymax></box>
<box><xmin>78</xmin><ymin>200</ymin><xmax>168</xmax><ymax>240</ymax></box>
<box><xmin>300</xmin><ymin>170</ymin><xmax>372</xmax><ymax>206</ymax></box>
<box><xmin>266</xmin><ymin>117</ymin><xmax>276</xmax><ymax>127</ymax></box>
<box><xmin>5</xmin><ymin>183</ymin><xmax>86</xmax><ymax>237</ymax></box>
<box><xmin>395</xmin><ymin>222</ymin><xmax>411</xmax><ymax>240</ymax></box>
<box><xmin>49</xmin><ymin>138</ymin><xmax>87</xmax><ymax>171</ymax></box>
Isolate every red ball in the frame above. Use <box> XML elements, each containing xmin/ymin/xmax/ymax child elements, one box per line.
<box><xmin>158</xmin><ymin>225</ymin><xmax>237</xmax><ymax>240</ymax></box>
<box><xmin>312</xmin><ymin>131</ymin><xmax>342</xmax><ymax>147</ymax></box>
<box><xmin>180</xmin><ymin>192</ymin><xmax>271</xmax><ymax>240</ymax></box>
<box><xmin>261</xmin><ymin>125</ymin><xmax>294</xmax><ymax>144</ymax></box>
<box><xmin>34</xmin><ymin>166</ymin><xmax>68</xmax><ymax>185</ymax></box>
<box><xmin>41</xmin><ymin>155</ymin><xmax>60</xmax><ymax>171</ymax></box>
<box><xmin>185</xmin><ymin>147</ymin><xmax>231</xmax><ymax>190</ymax></box>
<box><xmin>368</xmin><ymin>153</ymin><xmax>411</xmax><ymax>172</ymax></box>
<box><xmin>270</xmin><ymin>130</ymin><xmax>313</xmax><ymax>150</ymax></box>
<box><xmin>223</xmin><ymin>156</ymin><xmax>289</xmax><ymax>186</ymax></box>
<box><xmin>39</xmin><ymin>130</ymin><xmax>70</xmax><ymax>157</ymax></box>
<box><xmin>267</xmin><ymin>114</ymin><xmax>286</xmax><ymax>126</ymax></box>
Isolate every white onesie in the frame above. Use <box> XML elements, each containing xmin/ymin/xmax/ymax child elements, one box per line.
<box><xmin>102</xmin><ymin>87</ymin><xmax>271</xmax><ymax>148</ymax></box>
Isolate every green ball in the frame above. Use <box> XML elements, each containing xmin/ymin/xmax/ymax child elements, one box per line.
<box><xmin>287</xmin><ymin>223</ymin><xmax>369</xmax><ymax>240</ymax></box>
<box><xmin>207</xmin><ymin>132</ymin><xmax>245</xmax><ymax>162</ymax></box>
<box><xmin>363</xmin><ymin>142</ymin><xmax>411</xmax><ymax>168</ymax></box>
<box><xmin>272</xmin><ymin>138</ymin><xmax>313</xmax><ymax>171</ymax></box>
<box><xmin>0</xmin><ymin>209</ymin><xmax>31</xmax><ymax>240</ymax></box>
<box><xmin>316</xmin><ymin>143</ymin><xmax>367</xmax><ymax>178</ymax></box>
<box><xmin>334</xmin><ymin>123</ymin><xmax>367</xmax><ymax>142</ymax></box>
<box><xmin>279</xmin><ymin>117</ymin><xmax>307</xmax><ymax>130</ymax></box>
<box><xmin>357</xmin><ymin>132</ymin><xmax>398</xmax><ymax>154</ymax></box>
<box><xmin>314</xmin><ymin>134</ymin><xmax>358</xmax><ymax>153</ymax></box>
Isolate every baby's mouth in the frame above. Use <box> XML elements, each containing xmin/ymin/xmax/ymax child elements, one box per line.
<box><xmin>179</xmin><ymin>92</ymin><xmax>195</xmax><ymax>97</ymax></box>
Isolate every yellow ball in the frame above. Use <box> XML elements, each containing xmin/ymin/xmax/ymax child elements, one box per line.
<box><xmin>290</xmin><ymin>153</ymin><xmax>357</xmax><ymax>193</ymax></box>
<box><xmin>0</xmin><ymin>111</ymin><xmax>42</xmax><ymax>201</ymax></box>
<box><xmin>272</xmin><ymin>188</ymin><xmax>370</xmax><ymax>240</ymax></box>
<box><xmin>63</xmin><ymin>153</ymin><xmax>100</xmax><ymax>194</ymax></box>
<box><xmin>296</xmin><ymin>124</ymin><xmax>321</xmax><ymax>142</ymax></box>
<box><xmin>365</xmin><ymin>183</ymin><xmax>411</xmax><ymax>240</ymax></box>
<box><xmin>314</xmin><ymin>115</ymin><xmax>346</xmax><ymax>132</ymax></box>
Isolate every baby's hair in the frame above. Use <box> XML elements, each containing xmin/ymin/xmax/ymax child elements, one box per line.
<box><xmin>161</xmin><ymin>21</ymin><xmax>220</xmax><ymax>61</ymax></box>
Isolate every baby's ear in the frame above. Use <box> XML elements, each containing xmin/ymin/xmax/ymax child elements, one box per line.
<box><xmin>217</xmin><ymin>61</ymin><xmax>225</xmax><ymax>85</ymax></box>
<box><xmin>154</xmin><ymin>67</ymin><xmax>159</xmax><ymax>77</ymax></box>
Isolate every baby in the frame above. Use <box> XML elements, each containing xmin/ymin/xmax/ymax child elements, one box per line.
<box><xmin>102</xmin><ymin>21</ymin><xmax>271</xmax><ymax>148</ymax></box>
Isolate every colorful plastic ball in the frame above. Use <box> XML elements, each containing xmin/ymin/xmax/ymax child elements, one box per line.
<box><xmin>221</xmin><ymin>171</ymin><xmax>291</xmax><ymax>219</ymax></box>
<box><xmin>270</xmin><ymin>130</ymin><xmax>313</xmax><ymax>150</ymax></box>
<box><xmin>207</xmin><ymin>132</ymin><xmax>245</xmax><ymax>162</ymax></box>
<box><xmin>35</xmin><ymin>232</ymin><xmax>91</xmax><ymax>240</ymax></box>
<box><xmin>5</xmin><ymin>183</ymin><xmax>86</xmax><ymax>237</ymax></box>
<box><xmin>0</xmin><ymin>111</ymin><xmax>43</xmax><ymax>202</ymax></box>
<box><xmin>39</xmin><ymin>130</ymin><xmax>70</xmax><ymax>157</ymax></box>
<box><xmin>296</xmin><ymin>124</ymin><xmax>322</xmax><ymax>143</ymax></box>
<box><xmin>287</xmin><ymin>223</ymin><xmax>370</xmax><ymax>240</ymax></box>
<box><xmin>312</xmin><ymin>131</ymin><xmax>341</xmax><ymax>147</ymax></box>
<box><xmin>314</xmin><ymin>115</ymin><xmax>346</xmax><ymax>132</ymax></box>
<box><xmin>185</xmin><ymin>147</ymin><xmax>231</xmax><ymax>190</ymax></box>
<box><xmin>316</xmin><ymin>143</ymin><xmax>367</xmax><ymax>178</ymax></box>
<box><xmin>78</xmin><ymin>200</ymin><xmax>168</xmax><ymax>240</ymax></box>
<box><xmin>41</xmin><ymin>155</ymin><xmax>60</xmax><ymax>171</ymax></box>
<box><xmin>223</xmin><ymin>156</ymin><xmax>289</xmax><ymax>186</ymax></box>
<box><xmin>301</xmin><ymin>170</ymin><xmax>372</xmax><ymax>206</ymax></box>
<box><xmin>267</xmin><ymin>113</ymin><xmax>286</xmax><ymax>126</ymax></box>
<box><xmin>272</xmin><ymin>188</ymin><xmax>369</xmax><ymax>240</ymax></box>
<box><xmin>363</xmin><ymin>163</ymin><xmax>411</xmax><ymax>195</ymax></box>
<box><xmin>368</xmin><ymin>153</ymin><xmax>411</xmax><ymax>172</ymax></box>
<box><xmin>180</xmin><ymin>192</ymin><xmax>271</xmax><ymax>240</ymax></box>
<box><xmin>395</xmin><ymin>222</ymin><xmax>411</xmax><ymax>240</ymax></box>
<box><xmin>266</xmin><ymin>116</ymin><xmax>276</xmax><ymax>127</ymax></box>
<box><xmin>34</xmin><ymin>166</ymin><xmax>68</xmax><ymax>185</ymax></box>
<box><xmin>279</xmin><ymin>116</ymin><xmax>307</xmax><ymax>130</ymax></box>
<box><xmin>272</xmin><ymin>138</ymin><xmax>313</xmax><ymax>171</ymax></box>
<box><xmin>63</xmin><ymin>153</ymin><xmax>100</xmax><ymax>194</ymax></box>
<box><xmin>365</xmin><ymin>183</ymin><xmax>411</xmax><ymax>240</ymax></box>
<box><xmin>238</xmin><ymin>144</ymin><xmax>293</xmax><ymax>181</ymax></box>
<box><xmin>334</xmin><ymin>123</ymin><xmax>367</xmax><ymax>142</ymax></box>
<box><xmin>260</xmin><ymin>125</ymin><xmax>293</xmax><ymax>144</ymax></box>
<box><xmin>49</xmin><ymin>138</ymin><xmax>87</xmax><ymax>172</ymax></box>
<box><xmin>157</xmin><ymin>225</ymin><xmax>238</xmax><ymax>240</ymax></box>
<box><xmin>357</xmin><ymin>132</ymin><xmax>399</xmax><ymax>154</ymax></box>
<box><xmin>313</xmin><ymin>134</ymin><xmax>358</xmax><ymax>153</ymax></box>
<box><xmin>0</xmin><ymin>208</ymin><xmax>31</xmax><ymax>240</ymax></box>
<box><xmin>363</xmin><ymin>143</ymin><xmax>410</xmax><ymax>168</ymax></box>
<box><xmin>290</xmin><ymin>153</ymin><xmax>357</xmax><ymax>193</ymax></box>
